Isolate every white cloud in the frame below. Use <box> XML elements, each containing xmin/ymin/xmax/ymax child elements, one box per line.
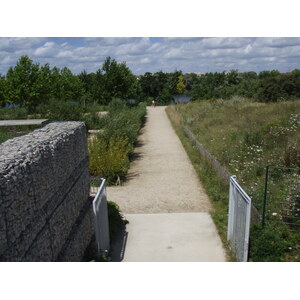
<box><xmin>1</xmin><ymin>37</ymin><xmax>300</xmax><ymax>75</ymax></box>
<box><xmin>0</xmin><ymin>37</ymin><xmax>45</xmax><ymax>52</ymax></box>
<box><xmin>201</xmin><ymin>37</ymin><xmax>252</xmax><ymax>49</ymax></box>
<box><xmin>34</xmin><ymin>42</ymin><xmax>58</xmax><ymax>57</ymax></box>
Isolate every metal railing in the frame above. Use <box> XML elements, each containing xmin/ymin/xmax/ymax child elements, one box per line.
<box><xmin>182</xmin><ymin>125</ymin><xmax>231</xmax><ymax>184</ymax></box>
<box><xmin>227</xmin><ymin>175</ymin><xmax>252</xmax><ymax>262</ymax></box>
<box><xmin>262</xmin><ymin>166</ymin><xmax>300</xmax><ymax>229</ymax></box>
<box><xmin>90</xmin><ymin>178</ymin><xmax>110</xmax><ymax>255</ymax></box>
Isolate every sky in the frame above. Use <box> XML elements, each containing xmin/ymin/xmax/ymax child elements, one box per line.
<box><xmin>1</xmin><ymin>37</ymin><xmax>300</xmax><ymax>76</ymax></box>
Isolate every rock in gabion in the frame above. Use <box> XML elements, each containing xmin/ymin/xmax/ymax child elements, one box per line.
<box><xmin>0</xmin><ymin>122</ymin><xmax>93</xmax><ymax>261</ymax></box>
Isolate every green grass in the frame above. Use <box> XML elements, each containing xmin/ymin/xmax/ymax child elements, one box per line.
<box><xmin>168</xmin><ymin>98</ymin><xmax>300</xmax><ymax>204</ymax></box>
<box><xmin>166</xmin><ymin>106</ymin><xmax>236</xmax><ymax>261</ymax></box>
<box><xmin>166</xmin><ymin>98</ymin><xmax>300</xmax><ymax>261</ymax></box>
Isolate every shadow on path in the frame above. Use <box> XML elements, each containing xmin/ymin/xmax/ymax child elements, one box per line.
<box><xmin>109</xmin><ymin>224</ymin><xmax>129</xmax><ymax>262</ymax></box>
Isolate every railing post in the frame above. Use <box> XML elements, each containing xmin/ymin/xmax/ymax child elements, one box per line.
<box><xmin>92</xmin><ymin>178</ymin><xmax>110</xmax><ymax>255</ymax></box>
<box><xmin>262</xmin><ymin>166</ymin><xmax>269</xmax><ymax>227</ymax></box>
<box><xmin>227</xmin><ymin>175</ymin><xmax>236</xmax><ymax>241</ymax></box>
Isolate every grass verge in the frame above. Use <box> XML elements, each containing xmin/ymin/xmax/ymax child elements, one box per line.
<box><xmin>166</xmin><ymin>106</ymin><xmax>236</xmax><ymax>261</ymax></box>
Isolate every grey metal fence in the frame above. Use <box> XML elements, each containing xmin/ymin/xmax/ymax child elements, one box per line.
<box><xmin>227</xmin><ymin>175</ymin><xmax>252</xmax><ymax>262</ymax></box>
<box><xmin>90</xmin><ymin>178</ymin><xmax>110</xmax><ymax>255</ymax></box>
<box><xmin>182</xmin><ymin>125</ymin><xmax>231</xmax><ymax>184</ymax></box>
<box><xmin>262</xmin><ymin>166</ymin><xmax>300</xmax><ymax>229</ymax></box>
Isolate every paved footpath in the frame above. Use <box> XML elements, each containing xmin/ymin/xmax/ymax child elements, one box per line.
<box><xmin>107</xmin><ymin>106</ymin><xmax>226</xmax><ymax>262</ymax></box>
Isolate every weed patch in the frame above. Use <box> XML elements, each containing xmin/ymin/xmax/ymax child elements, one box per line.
<box><xmin>167</xmin><ymin>99</ymin><xmax>300</xmax><ymax>261</ymax></box>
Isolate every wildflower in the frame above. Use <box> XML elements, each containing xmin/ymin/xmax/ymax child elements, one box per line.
<box><xmin>272</xmin><ymin>212</ymin><xmax>277</xmax><ymax>216</ymax></box>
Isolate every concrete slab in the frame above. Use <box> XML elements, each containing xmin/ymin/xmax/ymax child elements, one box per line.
<box><xmin>0</xmin><ymin>119</ymin><xmax>49</xmax><ymax>126</ymax></box>
<box><xmin>110</xmin><ymin>213</ymin><xmax>227</xmax><ymax>262</ymax></box>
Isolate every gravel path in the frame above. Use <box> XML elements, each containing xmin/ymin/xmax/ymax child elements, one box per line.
<box><xmin>107</xmin><ymin>106</ymin><xmax>212</xmax><ymax>214</ymax></box>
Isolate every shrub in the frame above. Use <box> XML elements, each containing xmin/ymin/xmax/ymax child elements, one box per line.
<box><xmin>35</xmin><ymin>99</ymin><xmax>84</xmax><ymax>121</ymax></box>
<box><xmin>88</xmin><ymin>100</ymin><xmax>146</xmax><ymax>184</ymax></box>
<box><xmin>82</xmin><ymin>112</ymin><xmax>107</xmax><ymax>130</ymax></box>
<box><xmin>107</xmin><ymin>98</ymin><xmax>127</xmax><ymax>114</ymax></box>
<box><xmin>0</xmin><ymin>106</ymin><xmax>28</xmax><ymax>120</ymax></box>
<box><xmin>249</xmin><ymin>223</ymin><xmax>286</xmax><ymax>262</ymax></box>
<box><xmin>103</xmin><ymin>100</ymin><xmax>146</xmax><ymax>147</ymax></box>
<box><xmin>88</xmin><ymin>135</ymin><xmax>130</xmax><ymax>184</ymax></box>
<box><xmin>107</xmin><ymin>201</ymin><xmax>129</xmax><ymax>240</ymax></box>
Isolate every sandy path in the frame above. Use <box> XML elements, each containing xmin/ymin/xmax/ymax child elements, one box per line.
<box><xmin>107</xmin><ymin>106</ymin><xmax>211</xmax><ymax>214</ymax></box>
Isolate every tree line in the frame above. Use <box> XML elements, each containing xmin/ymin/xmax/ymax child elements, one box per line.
<box><xmin>1</xmin><ymin>55</ymin><xmax>300</xmax><ymax>112</ymax></box>
<box><xmin>189</xmin><ymin>69</ymin><xmax>300</xmax><ymax>102</ymax></box>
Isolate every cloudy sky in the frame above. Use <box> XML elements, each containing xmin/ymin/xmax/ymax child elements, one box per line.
<box><xmin>1</xmin><ymin>37</ymin><xmax>300</xmax><ymax>76</ymax></box>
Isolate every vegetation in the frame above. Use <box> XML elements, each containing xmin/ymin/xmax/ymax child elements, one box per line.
<box><xmin>1</xmin><ymin>55</ymin><xmax>300</xmax><ymax>261</ymax></box>
<box><xmin>2</xmin><ymin>55</ymin><xmax>300</xmax><ymax>111</ymax></box>
<box><xmin>166</xmin><ymin>98</ymin><xmax>300</xmax><ymax>261</ymax></box>
<box><xmin>166</xmin><ymin>105</ymin><xmax>235</xmax><ymax>261</ymax></box>
<box><xmin>88</xmin><ymin>99</ymin><xmax>147</xmax><ymax>184</ymax></box>
<box><xmin>107</xmin><ymin>201</ymin><xmax>129</xmax><ymax>241</ymax></box>
<box><xmin>83</xmin><ymin>200</ymin><xmax>128</xmax><ymax>262</ymax></box>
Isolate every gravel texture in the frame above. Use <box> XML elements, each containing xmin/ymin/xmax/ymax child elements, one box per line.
<box><xmin>107</xmin><ymin>106</ymin><xmax>212</xmax><ymax>214</ymax></box>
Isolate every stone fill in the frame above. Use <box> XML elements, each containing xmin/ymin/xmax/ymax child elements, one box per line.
<box><xmin>0</xmin><ymin>121</ymin><xmax>93</xmax><ymax>261</ymax></box>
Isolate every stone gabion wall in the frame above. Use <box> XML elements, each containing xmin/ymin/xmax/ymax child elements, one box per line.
<box><xmin>0</xmin><ymin>121</ymin><xmax>94</xmax><ymax>261</ymax></box>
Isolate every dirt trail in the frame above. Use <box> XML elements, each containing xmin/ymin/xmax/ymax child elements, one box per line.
<box><xmin>107</xmin><ymin>106</ymin><xmax>211</xmax><ymax>214</ymax></box>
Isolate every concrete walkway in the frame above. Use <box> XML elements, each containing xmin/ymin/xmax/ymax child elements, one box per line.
<box><xmin>107</xmin><ymin>106</ymin><xmax>226</xmax><ymax>262</ymax></box>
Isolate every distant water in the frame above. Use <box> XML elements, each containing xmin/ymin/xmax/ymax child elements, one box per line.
<box><xmin>172</xmin><ymin>94</ymin><xmax>192</xmax><ymax>104</ymax></box>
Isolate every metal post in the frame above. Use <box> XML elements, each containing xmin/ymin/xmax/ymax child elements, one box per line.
<box><xmin>262</xmin><ymin>166</ymin><xmax>269</xmax><ymax>227</ymax></box>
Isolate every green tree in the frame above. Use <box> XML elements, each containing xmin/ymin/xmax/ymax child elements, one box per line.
<box><xmin>226</xmin><ymin>69</ymin><xmax>241</xmax><ymax>85</ymax></box>
<box><xmin>139</xmin><ymin>72</ymin><xmax>159</xmax><ymax>99</ymax></box>
<box><xmin>258</xmin><ymin>70</ymin><xmax>280</xmax><ymax>79</ymax></box>
<box><xmin>5</xmin><ymin>55</ymin><xmax>40</xmax><ymax>111</ymax></box>
<box><xmin>157</xmin><ymin>87</ymin><xmax>173</xmax><ymax>104</ymax></box>
<box><xmin>78</xmin><ymin>70</ymin><xmax>100</xmax><ymax>104</ymax></box>
<box><xmin>34</xmin><ymin>63</ymin><xmax>53</xmax><ymax>105</ymax></box>
<box><xmin>59</xmin><ymin>67</ymin><xmax>84</xmax><ymax>101</ymax></box>
<box><xmin>184</xmin><ymin>73</ymin><xmax>201</xmax><ymax>92</ymax></box>
<box><xmin>100</xmin><ymin>56</ymin><xmax>139</xmax><ymax>104</ymax></box>
<box><xmin>168</xmin><ymin>70</ymin><xmax>183</xmax><ymax>95</ymax></box>
<box><xmin>0</xmin><ymin>74</ymin><xmax>7</xmax><ymax>107</ymax></box>
<box><xmin>176</xmin><ymin>74</ymin><xmax>186</xmax><ymax>94</ymax></box>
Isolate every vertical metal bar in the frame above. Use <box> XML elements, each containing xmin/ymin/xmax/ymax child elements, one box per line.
<box><xmin>92</xmin><ymin>178</ymin><xmax>110</xmax><ymax>255</ymax></box>
<box><xmin>227</xmin><ymin>175</ymin><xmax>236</xmax><ymax>241</ymax></box>
<box><xmin>262</xmin><ymin>166</ymin><xmax>269</xmax><ymax>227</ymax></box>
<box><xmin>227</xmin><ymin>175</ymin><xmax>252</xmax><ymax>262</ymax></box>
<box><xmin>243</xmin><ymin>196</ymin><xmax>252</xmax><ymax>262</ymax></box>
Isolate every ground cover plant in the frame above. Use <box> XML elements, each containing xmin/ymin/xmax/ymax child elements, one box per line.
<box><xmin>166</xmin><ymin>97</ymin><xmax>300</xmax><ymax>261</ymax></box>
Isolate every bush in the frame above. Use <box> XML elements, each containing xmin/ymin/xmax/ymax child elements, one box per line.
<box><xmin>107</xmin><ymin>201</ymin><xmax>129</xmax><ymax>240</ymax></box>
<box><xmin>35</xmin><ymin>99</ymin><xmax>84</xmax><ymax>121</ymax></box>
<box><xmin>107</xmin><ymin>98</ymin><xmax>127</xmax><ymax>114</ymax></box>
<box><xmin>249</xmin><ymin>223</ymin><xmax>286</xmax><ymax>261</ymax></box>
<box><xmin>88</xmin><ymin>100</ymin><xmax>146</xmax><ymax>184</ymax></box>
<box><xmin>0</xmin><ymin>106</ymin><xmax>28</xmax><ymax>120</ymax></box>
<box><xmin>157</xmin><ymin>87</ymin><xmax>173</xmax><ymax>105</ymax></box>
<box><xmin>103</xmin><ymin>99</ymin><xmax>146</xmax><ymax>147</ymax></box>
<box><xmin>88</xmin><ymin>135</ymin><xmax>130</xmax><ymax>184</ymax></box>
<box><xmin>82</xmin><ymin>111</ymin><xmax>107</xmax><ymax>130</ymax></box>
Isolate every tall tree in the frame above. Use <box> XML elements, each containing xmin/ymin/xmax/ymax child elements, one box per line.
<box><xmin>176</xmin><ymin>74</ymin><xmax>186</xmax><ymax>94</ymax></box>
<box><xmin>0</xmin><ymin>74</ymin><xmax>7</xmax><ymax>107</ymax></box>
<box><xmin>59</xmin><ymin>67</ymin><xmax>84</xmax><ymax>101</ymax></box>
<box><xmin>100</xmin><ymin>56</ymin><xmax>139</xmax><ymax>103</ymax></box>
<box><xmin>5</xmin><ymin>55</ymin><xmax>40</xmax><ymax>111</ymax></box>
